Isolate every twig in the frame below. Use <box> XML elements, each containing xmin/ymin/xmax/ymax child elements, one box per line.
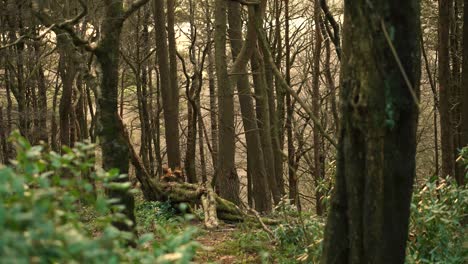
<box><xmin>254</xmin><ymin>12</ymin><xmax>338</xmax><ymax>148</ymax></box>
<box><xmin>0</xmin><ymin>24</ymin><xmax>56</xmax><ymax>51</ymax></box>
<box><xmin>246</xmin><ymin>207</ymin><xmax>275</xmax><ymax>238</ymax></box>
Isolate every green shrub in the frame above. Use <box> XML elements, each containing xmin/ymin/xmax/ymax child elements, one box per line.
<box><xmin>136</xmin><ymin>201</ymin><xmax>177</xmax><ymax>230</ymax></box>
<box><xmin>0</xmin><ymin>132</ymin><xmax>199</xmax><ymax>263</ymax></box>
<box><xmin>406</xmin><ymin>174</ymin><xmax>467</xmax><ymax>263</ymax></box>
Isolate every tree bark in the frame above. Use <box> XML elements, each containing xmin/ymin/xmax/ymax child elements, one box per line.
<box><xmin>312</xmin><ymin>0</ymin><xmax>324</xmax><ymax>216</ymax></box>
<box><xmin>214</xmin><ymin>0</ymin><xmax>240</xmax><ymax>204</ymax></box>
<box><xmin>321</xmin><ymin>1</ymin><xmax>421</xmax><ymax>263</ymax></box>
<box><xmin>153</xmin><ymin>0</ymin><xmax>181</xmax><ymax>169</ymax></box>
<box><xmin>251</xmin><ymin>4</ymin><xmax>282</xmax><ymax>205</ymax></box>
<box><xmin>57</xmin><ymin>34</ymin><xmax>78</xmax><ymax>148</ymax></box>
<box><xmin>167</xmin><ymin>0</ymin><xmax>181</xmax><ymax>168</ymax></box>
<box><xmin>459</xmin><ymin>0</ymin><xmax>468</xmax><ymax>185</ymax></box>
<box><xmin>93</xmin><ymin>1</ymin><xmax>137</xmax><ymax>233</ymax></box>
<box><xmin>439</xmin><ymin>0</ymin><xmax>455</xmax><ymax>178</ymax></box>
<box><xmin>228</xmin><ymin>2</ymin><xmax>272</xmax><ymax>212</ymax></box>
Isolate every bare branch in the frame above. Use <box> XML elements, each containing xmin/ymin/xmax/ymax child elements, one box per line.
<box><xmin>252</xmin><ymin>7</ymin><xmax>338</xmax><ymax>148</ymax></box>
<box><xmin>122</xmin><ymin>0</ymin><xmax>151</xmax><ymax>21</ymax></box>
<box><xmin>320</xmin><ymin>0</ymin><xmax>341</xmax><ymax>60</ymax></box>
<box><xmin>229</xmin><ymin>0</ymin><xmax>260</xmax><ymax>5</ymax></box>
<box><xmin>30</xmin><ymin>0</ymin><xmax>95</xmax><ymax>52</ymax></box>
<box><xmin>0</xmin><ymin>24</ymin><xmax>55</xmax><ymax>51</ymax></box>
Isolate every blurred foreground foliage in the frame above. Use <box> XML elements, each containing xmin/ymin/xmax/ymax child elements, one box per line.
<box><xmin>0</xmin><ymin>132</ymin><xmax>199</xmax><ymax>264</ymax></box>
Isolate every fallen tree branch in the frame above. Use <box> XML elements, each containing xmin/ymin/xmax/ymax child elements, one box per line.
<box><xmin>116</xmin><ymin>114</ymin><xmax>246</xmax><ymax>225</ymax></box>
<box><xmin>247</xmin><ymin>207</ymin><xmax>275</xmax><ymax>238</ymax></box>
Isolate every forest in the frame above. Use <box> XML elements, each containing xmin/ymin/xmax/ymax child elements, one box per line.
<box><xmin>0</xmin><ymin>0</ymin><xmax>467</xmax><ymax>263</ymax></box>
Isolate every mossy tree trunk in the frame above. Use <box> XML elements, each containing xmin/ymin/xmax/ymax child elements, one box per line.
<box><xmin>94</xmin><ymin>1</ymin><xmax>135</xmax><ymax>233</ymax></box>
<box><xmin>321</xmin><ymin>1</ymin><xmax>421</xmax><ymax>263</ymax></box>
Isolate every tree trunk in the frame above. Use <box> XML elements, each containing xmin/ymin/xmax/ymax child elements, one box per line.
<box><xmin>450</xmin><ymin>0</ymin><xmax>463</xmax><ymax>182</ymax></box>
<box><xmin>0</xmin><ymin>106</ymin><xmax>8</xmax><ymax>164</ymax></box>
<box><xmin>321</xmin><ymin>1</ymin><xmax>421</xmax><ymax>263</ymax></box>
<box><xmin>198</xmin><ymin>102</ymin><xmax>208</xmax><ymax>183</ymax></box>
<box><xmin>57</xmin><ymin>34</ymin><xmax>78</xmax><ymax>148</ymax></box>
<box><xmin>251</xmin><ymin>4</ymin><xmax>281</xmax><ymax>205</ymax></box>
<box><xmin>284</xmin><ymin>0</ymin><xmax>297</xmax><ymax>206</ymax></box>
<box><xmin>91</xmin><ymin>0</ymin><xmax>152</xmax><ymax>233</ymax></box>
<box><xmin>167</xmin><ymin>0</ymin><xmax>181</xmax><ymax>168</ymax></box>
<box><xmin>439</xmin><ymin>0</ymin><xmax>455</xmax><ymax>178</ymax></box>
<box><xmin>312</xmin><ymin>0</ymin><xmax>324</xmax><ymax>216</ymax></box>
<box><xmin>153</xmin><ymin>0</ymin><xmax>181</xmax><ymax>169</ymax></box>
<box><xmin>459</xmin><ymin>0</ymin><xmax>468</xmax><ymax>185</ymax></box>
<box><xmin>33</xmin><ymin>38</ymin><xmax>48</xmax><ymax>144</ymax></box>
<box><xmin>205</xmin><ymin>2</ymin><xmax>219</xmax><ymax>176</ymax></box>
<box><xmin>228</xmin><ymin>2</ymin><xmax>272</xmax><ymax>212</ymax></box>
<box><xmin>274</xmin><ymin>0</ymin><xmax>285</xmax><ymax>203</ymax></box>
<box><xmin>214</xmin><ymin>0</ymin><xmax>240</xmax><ymax>204</ymax></box>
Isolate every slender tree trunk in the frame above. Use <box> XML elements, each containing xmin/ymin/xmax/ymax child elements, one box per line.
<box><xmin>198</xmin><ymin>101</ymin><xmax>208</xmax><ymax>183</ymax></box>
<box><xmin>153</xmin><ymin>68</ymin><xmax>163</xmax><ymax>178</ymax></box>
<box><xmin>51</xmin><ymin>72</ymin><xmax>60</xmax><ymax>152</ymax></box>
<box><xmin>205</xmin><ymin>2</ymin><xmax>219</xmax><ymax>175</ymax></box>
<box><xmin>228</xmin><ymin>2</ymin><xmax>272</xmax><ymax>212</ymax></box>
<box><xmin>214</xmin><ymin>0</ymin><xmax>240</xmax><ymax>204</ymax></box>
<box><xmin>249</xmin><ymin>2</ymin><xmax>282</xmax><ymax>205</ymax></box>
<box><xmin>312</xmin><ymin>0</ymin><xmax>324</xmax><ymax>215</ymax></box>
<box><xmin>263</xmin><ymin>0</ymin><xmax>285</xmax><ymax>198</ymax></box>
<box><xmin>274</xmin><ymin>0</ymin><xmax>285</xmax><ymax>200</ymax></box>
<box><xmin>185</xmin><ymin>78</ymin><xmax>199</xmax><ymax>183</ymax></box>
<box><xmin>459</xmin><ymin>0</ymin><xmax>468</xmax><ymax>185</ymax></box>
<box><xmin>57</xmin><ymin>35</ymin><xmax>78</xmax><ymax>148</ymax></box>
<box><xmin>167</xmin><ymin>0</ymin><xmax>181</xmax><ymax>168</ymax></box>
<box><xmin>284</xmin><ymin>0</ymin><xmax>297</xmax><ymax>205</ymax></box>
<box><xmin>321</xmin><ymin>20</ymin><xmax>339</xmax><ymax>135</ymax></box>
<box><xmin>450</xmin><ymin>0</ymin><xmax>463</xmax><ymax>182</ymax></box>
<box><xmin>153</xmin><ymin>0</ymin><xmax>181</xmax><ymax>169</ymax></box>
<box><xmin>208</xmin><ymin>48</ymin><xmax>219</xmax><ymax>174</ymax></box>
<box><xmin>439</xmin><ymin>0</ymin><xmax>455</xmax><ymax>178</ymax></box>
<box><xmin>33</xmin><ymin>39</ymin><xmax>48</xmax><ymax>144</ymax></box>
<box><xmin>0</xmin><ymin>106</ymin><xmax>7</xmax><ymax>164</ymax></box>
<box><xmin>321</xmin><ymin>1</ymin><xmax>421</xmax><ymax>263</ymax></box>
<box><xmin>251</xmin><ymin>46</ymin><xmax>281</xmax><ymax>205</ymax></box>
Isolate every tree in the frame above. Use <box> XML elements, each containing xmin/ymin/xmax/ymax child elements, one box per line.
<box><xmin>251</xmin><ymin>0</ymin><xmax>282</xmax><ymax>204</ymax></box>
<box><xmin>227</xmin><ymin>1</ymin><xmax>271</xmax><ymax>212</ymax></box>
<box><xmin>439</xmin><ymin>0</ymin><xmax>455</xmax><ymax>179</ymax></box>
<box><xmin>32</xmin><ymin>0</ymin><xmax>151</xmax><ymax>233</ymax></box>
<box><xmin>214</xmin><ymin>0</ymin><xmax>240</xmax><ymax>204</ymax></box>
<box><xmin>311</xmin><ymin>0</ymin><xmax>325</xmax><ymax>215</ymax></box>
<box><xmin>321</xmin><ymin>0</ymin><xmax>421</xmax><ymax>263</ymax></box>
<box><xmin>459</xmin><ymin>0</ymin><xmax>468</xmax><ymax>185</ymax></box>
<box><xmin>153</xmin><ymin>0</ymin><xmax>181</xmax><ymax>170</ymax></box>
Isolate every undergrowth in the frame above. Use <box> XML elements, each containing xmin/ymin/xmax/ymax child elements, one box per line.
<box><xmin>1</xmin><ymin>133</ymin><xmax>466</xmax><ymax>263</ymax></box>
<box><xmin>0</xmin><ymin>132</ymin><xmax>199</xmax><ymax>263</ymax></box>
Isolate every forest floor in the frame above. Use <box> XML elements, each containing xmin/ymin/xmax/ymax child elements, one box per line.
<box><xmin>127</xmin><ymin>191</ymin><xmax>320</xmax><ymax>264</ymax></box>
<box><xmin>193</xmin><ymin>222</ymin><xmax>268</xmax><ymax>264</ymax></box>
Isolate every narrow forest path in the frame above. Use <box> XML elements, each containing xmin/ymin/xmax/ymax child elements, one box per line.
<box><xmin>194</xmin><ymin>223</ymin><xmax>267</xmax><ymax>264</ymax></box>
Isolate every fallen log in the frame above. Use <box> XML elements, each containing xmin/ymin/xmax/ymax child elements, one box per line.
<box><xmin>117</xmin><ymin>115</ymin><xmax>245</xmax><ymax>227</ymax></box>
